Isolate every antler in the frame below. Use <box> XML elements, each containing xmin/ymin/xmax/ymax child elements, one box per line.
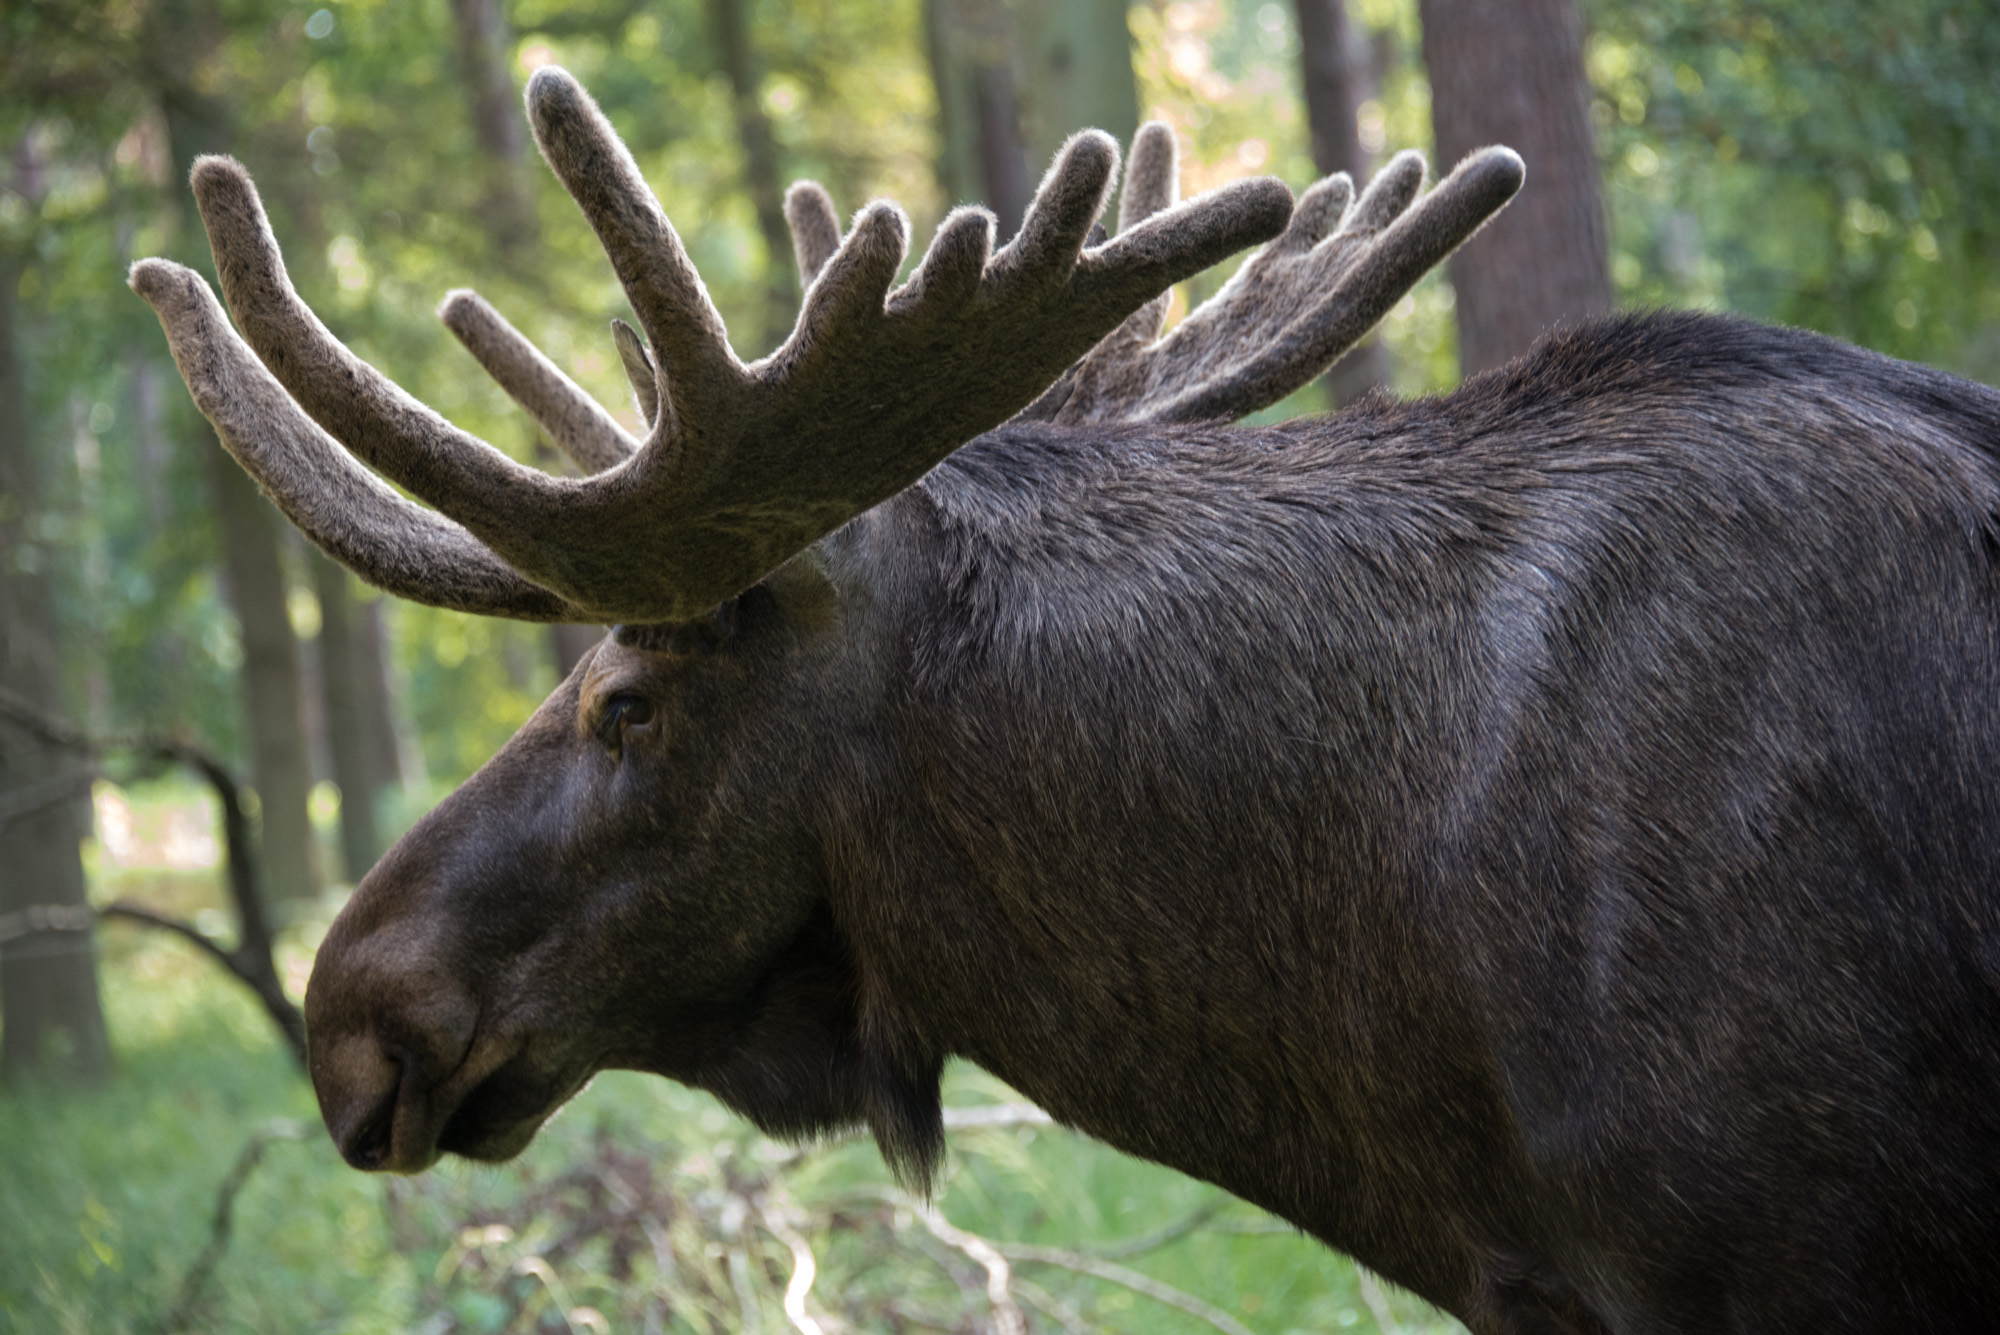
<box><xmin>1014</xmin><ymin>129</ymin><xmax>1524</xmax><ymax>425</ymax></box>
<box><xmin>131</xmin><ymin>67</ymin><xmax>1292</xmax><ymax>624</ymax></box>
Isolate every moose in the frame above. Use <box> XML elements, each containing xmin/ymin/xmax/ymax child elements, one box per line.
<box><xmin>132</xmin><ymin>67</ymin><xmax>2000</xmax><ymax>1333</ymax></box>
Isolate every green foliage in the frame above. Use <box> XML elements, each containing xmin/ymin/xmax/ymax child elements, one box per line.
<box><xmin>397</xmin><ymin>602</ymin><xmax>561</xmax><ymax>783</ymax></box>
<box><xmin>2</xmin><ymin>6</ymin><xmax>248</xmax><ymax>755</ymax></box>
<box><xmin>1585</xmin><ymin>0</ymin><xmax>2000</xmax><ymax>379</ymax></box>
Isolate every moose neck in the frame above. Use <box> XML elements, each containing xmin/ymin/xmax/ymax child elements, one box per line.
<box><xmin>823</xmin><ymin>415</ymin><xmax>1533</xmax><ymax>1283</ymax></box>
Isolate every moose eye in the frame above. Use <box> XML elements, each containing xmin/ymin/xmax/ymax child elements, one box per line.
<box><xmin>596</xmin><ymin>692</ymin><xmax>656</xmax><ymax>750</ymax></box>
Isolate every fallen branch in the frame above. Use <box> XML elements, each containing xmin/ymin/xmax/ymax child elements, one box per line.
<box><xmin>160</xmin><ymin>1119</ymin><xmax>307</xmax><ymax>1334</ymax></box>
<box><xmin>401</xmin><ymin>1118</ymin><xmax>1292</xmax><ymax>1334</ymax></box>
<box><xmin>758</xmin><ymin>1198</ymin><xmax>829</xmax><ymax>1335</ymax></box>
<box><xmin>100</xmin><ymin>900</ymin><xmax>306</xmax><ymax>1063</ymax></box>
<box><xmin>1012</xmin><ymin>1275</ymin><xmax>1091</xmax><ymax>1335</ymax></box>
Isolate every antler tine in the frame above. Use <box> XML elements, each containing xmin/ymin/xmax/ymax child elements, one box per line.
<box><xmin>1018</xmin><ymin>122</ymin><xmax>1179</xmax><ymax>422</ymax></box>
<box><xmin>610</xmin><ymin>319</ymin><xmax>661</xmax><ymax>429</ymax></box>
<box><xmin>1128</xmin><ymin>151</ymin><xmax>1425</xmax><ymax>399</ymax></box>
<box><xmin>1346</xmin><ymin>149</ymin><xmax>1426</xmax><ymax>233</ymax></box>
<box><xmin>1069</xmin><ymin>174</ymin><xmax>1298</xmax><ymax>322</ymax></box>
<box><xmin>984</xmin><ymin>131</ymin><xmax>1120</xmax><ymax>295</ymax></box>
<box><xmin>1102</xmin><ymin>122</ymin><xmax>1181</xmax><ymax>351</ymax></box>
<box><xmin>128</xmin><ymin>259</ymin><xmax>586</xmax><ymax>621</ymax></box>
<box><xmin>782</xmin><ymin>200</ymin><xmax>911</xmax><ymax>362</ymax></box>
<box><xmin>785</xmin><ymin>180</ymin><xmax>843</xmax><ymax>290</ymax></box>
<box><xmin>140</xmin><ymin>67</ymin><xmax>1292</xmax><ymax>624</ymax></box>
<box><xmin>1118</xmin><ymin>122</ymin><xmax>1181</xmax><ymax>233</ymax></box>
<box><xmin>438</xmin><ymin>290</ymin><xmax>638</xmax><ymax>475</ymax></box>
<box><xmin>527</xmin><ymin>67</ymin><xmax>746</xmax><ymax>423</ymax></box>
<box><xmin>886</xmin><ymin>206</ymin><xmax>995</xmax><ymax>315</ymax></box>
<box><xmin>1041</xmin><ymin>145</ymin><xmax>1523</xmax><ymax>426</ymax></box>
<box><xmin>704</xmin><ymin>130</ymin><xmax>1292</xmax><ymax>516</ymax></box>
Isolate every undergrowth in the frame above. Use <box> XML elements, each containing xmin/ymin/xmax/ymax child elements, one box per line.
<box><xmin>0</xmin><ymin>838</ymin><xmax>1461</xmax><ymax>1334</ymax></box>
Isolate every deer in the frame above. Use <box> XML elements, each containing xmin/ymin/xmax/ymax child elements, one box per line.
<box><xmin>131</xmin><ymin>66</ymin><xmax>2000</xmax><ymax>1334</ymax></box>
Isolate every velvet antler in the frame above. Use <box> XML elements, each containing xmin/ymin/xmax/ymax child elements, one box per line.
<box><xmin>132</xmin><ymin>68</ymin><xmax>1292</xmax><ymax>624</ymax></box>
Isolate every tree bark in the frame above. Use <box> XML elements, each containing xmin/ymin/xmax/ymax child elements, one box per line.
<box><xmin>707</xmin><ymin>0</ymin><xmax>799</xmax><ymax>352</ymax></box>
<box><xmin>0</xmin><ymin>688</ymin><xmax>307</xmax><ymax>1066</ymax></box>
<box><xmin>0</xmin><ymin>242</ymin><xmax>112</xmax><ymax>1084</ymax></box>
<box><xmin>1418</xmin><ymin>0</ymin><xmax>1610</xmax><ymax>376</ymax></box>
<box><xmin>1294</xmin><ymin>0</ymin><xmax>1391</xmax><ymax>405</ymax></box>
<box><xmin>926</xmin><ymin>0</ymin><xmax>1032</xmax><ymax>239</ymax></box>
<box><xmin>929</xmin><ymin>0</ymin><xmax>1136</xmax><ymax>242</ymax></box>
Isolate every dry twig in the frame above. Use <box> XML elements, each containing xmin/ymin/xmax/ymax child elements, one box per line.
<box><xmin>999</xmin><ymin>1241</ymin><xmax>1258</xmax><ymax>1335</ymax></box>
<box><xmin>916</xmin><ymin>1204</ymin><xmax>1027</xmax><ymax>1335</ymax></box>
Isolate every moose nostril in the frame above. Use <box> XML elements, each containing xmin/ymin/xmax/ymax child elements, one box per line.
<box><xmin>312</xmin><ymin>1028</ymin><xmax>419</xmax><ymax>1171</ymax></box>
<box><xmin>343</xmin><ymin>1102</ymin><xmax>395</xmax><ymax>1171</ymax></box>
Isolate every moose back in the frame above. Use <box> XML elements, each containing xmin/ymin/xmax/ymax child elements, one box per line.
<box><xmin>133</xmin><ymin>68</ymin><xmax>2000</xmax><ymax>1334</ymax></box>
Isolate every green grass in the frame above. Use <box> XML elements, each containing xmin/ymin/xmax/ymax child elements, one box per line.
<box><xmin>2</xmin><ymin>849</ymin><xmax>1463</xmax><ymax>1334</ymax></box>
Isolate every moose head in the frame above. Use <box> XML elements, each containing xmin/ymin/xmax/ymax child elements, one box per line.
<box><xmin>133</xmin><ymin>66</ymin><xmax>1520</xmax><ymax>1181</ymax></box>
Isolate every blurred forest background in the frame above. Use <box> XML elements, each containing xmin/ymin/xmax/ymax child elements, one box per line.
<box><xmin>2</xmin><ymin>0</ymin><xmax>1997</xmax><ymax>1331</ymax></box>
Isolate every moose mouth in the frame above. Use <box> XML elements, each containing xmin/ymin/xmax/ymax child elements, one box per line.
<box><xmin>328</xmin><ymin>1037</ymin><xmax>586</xmax><ymax>1173</ymax></box>
<box><xmin>435</xmin><ymin>1063</ymin><xmax>575</xmax><ymax>1162</ymax></box>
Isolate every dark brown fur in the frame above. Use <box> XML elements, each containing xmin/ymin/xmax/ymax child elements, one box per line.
<box><xmin>308</xmin><ymin>311</ymin><xmax>2000</xmax><ymax>1333</ymax></box>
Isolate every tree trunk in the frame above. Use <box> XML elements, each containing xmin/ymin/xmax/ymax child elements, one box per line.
<box><xmin>707</xmin><ymin>0</ymin><xmax>799</xmax><ymax>352</ymax></box>
<box><xmin>1418</xmin><ymin>0</ymin><xmax>1610</xmax><ymax>376</ymax></box>
<box><xmin>448</xmin><ymin>0</ymin><xmax>534</xmax><ymax>253</ymax></box>
<box><xmin>1012</xmin><ymin>0</ymin><xmax>1138</xmax><ymax>171</ymax></box>
<box><xmin>926</xmin><ymin>0</ymin><xmax>1032</xmax><ymax>239</ymax></box>
<box><xmin>353</xmin><ymin>595</ymin><xmax>424</xmax><ymax>797</ymax></box>
<box><xmin>1007</xmin><ymin>0</ymin><xmax>1138</xmax><ymax>167</ymax></box>
<box><xmin>1294</xmin><ymin>0</ymin><xmax>1391</xmax><ymax>405</ymax></box>
<box><xmin>309</xmin><ymin>552</ymin><xmax>382</xmax><ymax>883</ymax></box>
<box><xmin>149</xmin><ymin>1</ymin><xmax>319</xmax><ymax>910</ymax></box>
<box><xmin>929</xmin><ymin>0</ymin><xmax>1136</xmax><ymax>241</ymax></box>
<box><xmin>0</xmin><ymin>244</ymin><xmax>112</xmax><ymax>1084</ymax></box>
<box><xmin>445</xmin><ymin>0</ymin><xmax>608</xmax><ymax>682</ymax></box>
<box><xmin>204</xmin><ymin>454</ymin><xmax>319</xmax><ymax>908</ymax></box>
